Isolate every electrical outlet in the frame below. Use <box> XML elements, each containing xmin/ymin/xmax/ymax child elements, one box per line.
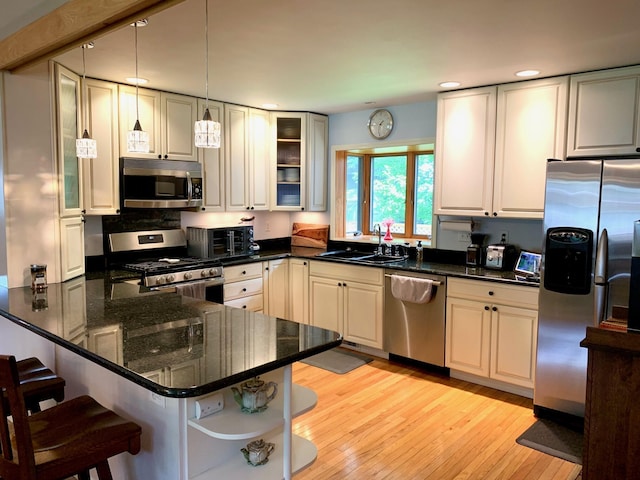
<box><xmin>499</xmin><ymin>231</ymin><xmax>509</xmax><ymax>243</ymax></box>
<box><xmin>150</xmin><ymin>392</ymin><xmax>166</xmax><ymax>408</ymax></box>
<box><xmin>457</xmin><ymin>232</ymin><xmax>471</xmax><ymax>242</ymax></box>
<box><xmin>265</xmin><ymin>222</ymin><xmax>271</xmax><ymax>232</ymax></box>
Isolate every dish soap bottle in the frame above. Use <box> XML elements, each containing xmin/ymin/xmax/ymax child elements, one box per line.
<box><xmin>416</xmin><ymin>240</ymin><xmax>423</xmax><ymax>264</ymax></box>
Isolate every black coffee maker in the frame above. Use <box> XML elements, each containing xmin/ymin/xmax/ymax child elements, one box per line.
<box><xmin>466</xmin><ymin>233</ymin><xmax>487</xmax><ymax>267</ymax></box>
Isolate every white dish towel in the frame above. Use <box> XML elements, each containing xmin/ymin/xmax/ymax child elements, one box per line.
<box><xmin>390</xmin><ymin>275</ymin><xmax>434</xmax><ymax>304</ymax></box>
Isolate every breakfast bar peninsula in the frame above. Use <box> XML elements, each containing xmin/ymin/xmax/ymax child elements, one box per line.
<box><xmin>0</xmin><ymin>276</ymin><xmax>342</xmax><ymax>479</ymax></box>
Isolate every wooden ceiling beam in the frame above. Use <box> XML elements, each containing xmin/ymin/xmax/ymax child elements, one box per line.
<box><xmin>0</xmin><ymin>0</ymin><xmax>186</xmax><ymax>72</ymax></box>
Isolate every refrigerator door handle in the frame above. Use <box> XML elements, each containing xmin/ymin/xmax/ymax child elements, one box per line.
<box><xmin>594</xmin><ymin>228</ymin><xmax>608</xmax><ymax>324</ymax></box>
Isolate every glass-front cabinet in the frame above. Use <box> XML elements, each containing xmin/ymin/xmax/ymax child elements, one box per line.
<box><xmin>272</xmin><ymin>113</ymin><xmax>306</xmax><ymax>210</ymax></box>
<box><xmin>54</xmin><ymin>63</ymin><xmax>83</xmax><ymax>217</ymax></box>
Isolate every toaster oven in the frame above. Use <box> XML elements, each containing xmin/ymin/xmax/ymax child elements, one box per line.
<box><xmin>186</xmin><ymin>225</ymin><xmax>254</xmax><ymax>260</ymax></box>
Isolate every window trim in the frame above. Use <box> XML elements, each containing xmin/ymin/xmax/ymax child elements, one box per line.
<box><xmin>331</xmin><ymin>138</ymin><xmax>437</xmax><ymax>245</ymax></box>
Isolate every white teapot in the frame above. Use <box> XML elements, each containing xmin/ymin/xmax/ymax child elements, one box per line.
<box><xmin>231</xmin><ymin>377</ymin><xmax>278</xmax><ymax>413</ymax></box>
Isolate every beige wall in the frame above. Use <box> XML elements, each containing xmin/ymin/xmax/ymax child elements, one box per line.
<box><xmin>2</xmin><ymin>62</ymin><xmax>61</xmax><ymax>287</ymax></box>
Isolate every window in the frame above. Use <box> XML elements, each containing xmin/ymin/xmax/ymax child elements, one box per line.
<box><xmin>342</xmin><ymin>149</ymin><xmax>434</xmax><ymax>241</ymax></box>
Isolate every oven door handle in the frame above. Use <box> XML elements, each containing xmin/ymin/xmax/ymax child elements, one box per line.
<box><xmin>150</xmin><ymin>277</ymin><xmax>223</xmax><ymax>293</ymax></box>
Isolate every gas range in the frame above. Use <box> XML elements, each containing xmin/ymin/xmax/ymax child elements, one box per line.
<box><xmin>122</xmin><ymin>257</ymin><xmax>223</xmax><ymax>288</ymax></box>
<box><xmin>108</xmin><ymin>229</ymin><xmax>224</xmax><ymax>288</ymax></box>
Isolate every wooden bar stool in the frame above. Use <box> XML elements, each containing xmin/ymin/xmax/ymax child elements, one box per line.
<box><xmin>15</xmin><ymin>357</ymin><xmax>66</xmax><ymax>413</ymax></box>
<box><xmin>2</xmin><ymin>357</ymin><xmax>66</xmax><ymax>416</ymax></box>
<box><xmin>0</xmin><ymin>355</ymin><xmax>142</xmax><ymax>480</ymax></box>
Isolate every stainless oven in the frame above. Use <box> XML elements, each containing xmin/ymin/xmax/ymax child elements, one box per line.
<box><xmin>120</xmin><ymin>157</ymin><xmax>203</xmax><ymax>209</ymax></box>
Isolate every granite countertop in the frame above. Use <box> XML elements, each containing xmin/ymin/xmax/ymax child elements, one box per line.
<box><xmin>236</xmin><ymin>246</ymin><xmax>540</xmax><ymax>288</ymax></box>
<box><xmin>0</xmin><ymin>279</ymin><xmax>341</xmax><ymax>398</ymax></box>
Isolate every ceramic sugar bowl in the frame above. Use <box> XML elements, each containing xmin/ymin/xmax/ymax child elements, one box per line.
<box><xmin>241</xmin><ymin>438</ymin><xmax>275</xmax><ymax>466</ymax></box>
<box><xmin>231</xmin><ymin>376</ymin><xmax>278</xmax><ymax>413</ymax></box>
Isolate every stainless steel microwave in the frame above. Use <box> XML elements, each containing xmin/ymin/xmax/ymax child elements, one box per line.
<box><xmin>120</xmin><ymin>157</ymin><xmax>203</xmax><ymax>209</ymax></box>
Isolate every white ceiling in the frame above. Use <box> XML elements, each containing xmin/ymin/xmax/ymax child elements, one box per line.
<box><xmin>11</xmin><ymin>0</ymin><xmax>640</xmax><ymax>114</ymax></box>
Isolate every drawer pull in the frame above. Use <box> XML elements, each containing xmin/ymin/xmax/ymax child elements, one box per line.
<box><xmin>488</xmin><ymin>291</ymin><xmax>494</xmax><ymax>296</ymax></box>
<box><xmin>242</xmin><ymin>288</ymin><xmax>247</xmax><ymax>292</ymax></box>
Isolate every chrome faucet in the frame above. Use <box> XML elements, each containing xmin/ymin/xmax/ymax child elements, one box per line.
<box><xmin>373</xmin><ymin>223</ymin><xmax>382</xmax><ymax>254</ymax></box>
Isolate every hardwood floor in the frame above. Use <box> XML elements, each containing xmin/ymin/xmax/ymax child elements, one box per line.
<box><xmin>292</xmin><ymin>353</ymin><xmax>582</xmax><ymax>480</ymax></box>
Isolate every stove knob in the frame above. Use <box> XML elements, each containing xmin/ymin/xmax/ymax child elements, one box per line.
<box><xmin>201</xmin><ymin>270</ymin><xmax>209</xmax><ymax>278</ymax></box>
<box><xmin>209</xmin><ymin>268</ymin><xmax>217</xmax><ymax>276</ymax></box>
<box><xmin>184</xmin><ymin>272</ymin><xmax>193</xmax><ymax>280</ymax></box>
<box><xmin>156</xmin><ymin>276</ymin><xmax>165</xmax><ymax>285</ymax></box>
<box><xmin>166</xmin><ymin>274</ymin><xmax>175</xmax><ymax>283</ymax></box>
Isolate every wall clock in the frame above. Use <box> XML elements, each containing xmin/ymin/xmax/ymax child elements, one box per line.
<box><xmin>367</xmin><ymin>109</ymin><xmax>394</xmax><ymax>139</ymax></box>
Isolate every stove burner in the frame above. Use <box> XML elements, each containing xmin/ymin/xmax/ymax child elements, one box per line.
<box><xmin>122</xmin><ymin>257</ymin><xmax>223</xmax><ymax>288</ymax></box>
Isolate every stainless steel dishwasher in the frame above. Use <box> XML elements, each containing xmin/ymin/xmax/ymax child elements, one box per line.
<box><xmin>383</xmin><ymin>269</ymin><xmax>447</xmax><ymax>367</ymax></box>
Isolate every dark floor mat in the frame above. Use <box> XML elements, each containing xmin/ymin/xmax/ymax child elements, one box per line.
<box><xmin>516</xmin><ymin>418</ymin><xmax>583</xmax><ymax>464</ymax></box>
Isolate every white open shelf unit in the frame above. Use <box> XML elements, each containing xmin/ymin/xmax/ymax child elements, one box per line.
<box><xmin>190</xmin><ymin>433</ymin><xmax>317</xmax><ymax>479</ymax></box>
<box><xmin>188</xmin><ymin>384</ymin><xmax>317</xmax><ymax>440</ymax></box>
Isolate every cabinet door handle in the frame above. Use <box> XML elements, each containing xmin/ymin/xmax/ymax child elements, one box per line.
<box><xmin>343</xmin><ymin>282</ymin><xmax>347</xmax><ymax>287</ymax></box>
<box><xmin>242</xmin><ymin>288</ymin><xmax>247</xmax><ymax>292</ymax></box>
<box><xmin>242</xmin><ymin>271</ymin><xmax>246</xmax><ymax>275</ymax></box>
<box><xmin>484</xmin><ymin>305</ymin><xmax>490</xmax><ymax>311</ymax></box>
<box><xmin>242</xmin><ymin>305</ymin><xmax>247</xmax><ymax>309</ymax></box>
<box><xmin>492</xmin><ymin>212</ymin><xmax>498</xmax><ymax>217</ymax></box>
<box><xmin>492</xmin><ymin>306</ymin><xmax>497</xmax><ymax>312</ymax></box>
<box><xmin>338</xmin><ymin>282</ymin><xmax>342</xmax><ymax>287</ymax></box>
<box><xmin>484</xmin><ymin>211</ymin><xmax>489</xmax><ymax>216</ymax></box>
<box><xmin>303</xmin><ymin>261</ymin><xmax>307</xmax><ymax>266</ymax></box>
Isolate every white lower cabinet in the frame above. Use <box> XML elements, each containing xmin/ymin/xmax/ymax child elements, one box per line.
<box><xmin>224</xmin><ymin>263</ymin><xmax>264</xmax><ymax>312</ymax></box>
<box><xmin>141</xmin><ymin>358</ymin><xmax>201</xmax><ymax>388</ymax></box>
<box><xmin>446</xmin><ymin>278</ymin><xmax>538</xmax><ymax>390</ymax></box>
<box><xmin>289</xmin><ymin>258</ymin><xmax>309</xmax><ymax>324</ymax></box>
<box><xmin>309</xmin><ymin>261</ymin><xmax>383</xmax><ymax>348</ymax></box>
<box><xmin>263</xmin><ymin>258</ymin><xmax>289</xmax><ymax>319</ymax></box>
<box><xmin>186</xmin><ymin>367</ymin><xmax>317</xmax><ymax>479</ymax></box>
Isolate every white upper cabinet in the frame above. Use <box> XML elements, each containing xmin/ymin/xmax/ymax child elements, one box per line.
<box><xmin>119</xmin><ymin>86</ymin><xmax>198</xmax><ymax>161</ymax></box>
<box><xmin>224</xmin><ymin>104</ymin><xmax>270</xmax><ymax>211</ymax></box>
<box><xmin>270</xmin><ymin>112</ymin><xmax>328</xmax><ymax>211</ymax></box>
<box><xmin>118</xmin><ymin>85</ymin><xmax>161</xmax><ymax>159</ymax></box>
<box><xmin>567</xmin><ymin>66</ymin><xmax>640</xmax><ymax>157</ymax></box>
<box><xmin>494</xmin><ymin>76</ymin><xmax>568</xmax><ymax>218</ymax></box>
<box><xmin>54</xmin><ymin>63</ymin><xmax>83</xmax><ymax>218</ymax></box>
<box><xmin>198</xmin><ymin>98</ymin><xmax>225</xmax><ymax>211</ymax></box>
<box><xmin>435</xmin><ymin>77</ymin><xmax>568</xmax><ymax>219</ymax></box>
<box><xmin>435</xmin><ymin>86</ymin><xmax>496</xmax><ymax>217</ymax></box>
<box><xmin>160</xmin><ymin>91</ymin><xmax>198</xmax><ymax>161</ymax></box>
<box><xmin>249</xmin><ymin>108</ymin><xmax>271</xmax><ymax>211</ymax></box>
<box><xmin>82</xmin><ymin>78</ymin><xmax>120</xmax><ymax>215</ymax></box>
<box><xmin>306</xmin><ymin>113</ymin><xmax>329</xmax><ymax>212</ymax></box>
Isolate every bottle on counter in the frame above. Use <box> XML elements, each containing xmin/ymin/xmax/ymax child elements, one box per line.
<box><xmin>416</xmin><ymin>241</ymin><xmax>423</xmax><ymax>263</ymax></box>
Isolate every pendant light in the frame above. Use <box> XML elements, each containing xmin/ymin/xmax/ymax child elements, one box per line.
<box><xmin>76</xmin><ymin>43</ymin><xmax>97</xmax><ymax>159</ymax></box>
<box><xmin>194</xmin><ymin>0</ymin><xmax>221</xmax><ymax>149</ymax></box>
<box><xmin>127</xmin><ymin>21</ymin><xmax>150</xmax><ymax>153</ymax></box>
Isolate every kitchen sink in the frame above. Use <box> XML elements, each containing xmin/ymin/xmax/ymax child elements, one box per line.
<box><xmin>316</xmin><ymin>250</ymin><xmax>373</xmax><ymax>259</ymax></box>
<box><xmin>317</xmin><ymin>250</ymin><xmax>405</xmax><ymax>264</ymax></box>
<box><xmin>357</xmin><ymin>254</ymin><xmax>405</xmax><ymax>264</ymax></box>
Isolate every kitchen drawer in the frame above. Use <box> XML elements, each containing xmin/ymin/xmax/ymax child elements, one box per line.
<box><xmin>224</xmin><ymin>277</ymin><xmax>263</xmax><ymax>301</ymax></box>
<box><xmin>225</xmin><ymin>293</ymin><xmax>263</xmax><ymax>312</ymax></box>
<box><xmin>447</xmin><ymin>277</ymin><xmax>538</xmax><ymax>308</ymax></box>
<box><xmin>224</xmin><ymin>262</ymin><xmax>263</xmax><ymax>283</ymax></box>
<box><xmin>309</xmin><ymin>260</ymin><xmax>384</xmax><ymax>285</ymax></box>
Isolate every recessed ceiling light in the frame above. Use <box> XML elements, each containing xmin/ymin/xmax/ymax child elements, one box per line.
<box><xmin>261</xmin><ymin>103</ymin><xmax>279</xmax><ymax>109</ymax></box>
<box><xmin>125</xmin><ymin>77</ymin><xmax>148</xmax><ymax>85</ymax></box>
<box><xmin>439</xmin><ymin>81</ymin><xmax>461</xmax><ymax>88</ymax></box>
<box><xmin>515</xmin><ymin>70</ymin><xmax>540</xmax><ymax>77</ymax></box>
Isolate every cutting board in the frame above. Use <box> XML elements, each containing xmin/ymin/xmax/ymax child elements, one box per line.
<box><xmin>291</xmin><ymin>223</ymin><xmax>329</xmax><ymax>248</ymax></box>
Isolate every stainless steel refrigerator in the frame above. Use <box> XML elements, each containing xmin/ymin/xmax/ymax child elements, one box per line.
<box><xmin>534</xmin><ymin>159</ymin><xmax>640</xmax><ymax>425</ymax></box>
